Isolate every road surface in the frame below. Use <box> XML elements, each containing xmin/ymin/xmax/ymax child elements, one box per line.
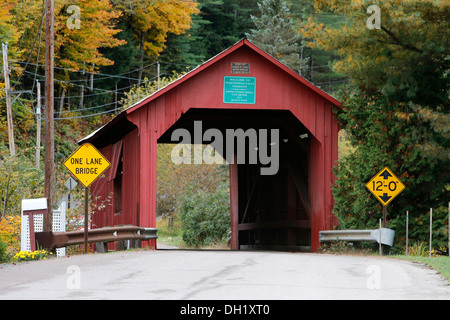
<box><xmin>0</xmin><ymin>250</ymin><xmax>449</xmax><ymax>300</ymax></box>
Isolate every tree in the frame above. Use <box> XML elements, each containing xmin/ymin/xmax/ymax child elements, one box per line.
<box><xmin>287</xmin><ymin>0</ymin><xmax>348</xmax><ymax>92</ymax></box>
<box><xmin>116</xmin><ymin>0</ymin><xmax>199</xmax><ymax>84</ymax></box>
<box><xmin>8</xmin><ymin>0</ymin><xmax>125</xmax><ymax>72</ymax></box>
<box><xmin>169</xmin><ymin>0</ymin><xmax>259</xmax><ymax>64</ymax></box>
<box><xmin>246</xmin><ymin>0</ymin><xmax>309</xmax><ymax>74</ymax></box>
<box><xmin>303</xmin><ymin>0</ymin><xmax>449</xmax><ymax>105</ymax></box>
<box><xmin>2</xmin><ymin>0</ymin><xmax>127</xmax><ymax>120</ymax></box>
<box><xmin>54</xmin><ymin>0</ymin><xmax>126</xmax><ymax>71</ymax></box>
<box><xmin>0</xmin><ymin>0</ymin><xmax>21</xmax><ymax>46</ymax></box>
<box><xmin>303</xmin><ymin>0</ymin><xmax>449</xmax><ymax>251</ymax></box>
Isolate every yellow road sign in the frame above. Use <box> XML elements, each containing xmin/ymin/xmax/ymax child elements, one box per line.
<box><xmin>63</xmin><ymin>143</ymin><xmax>110</xmax><ymax>188</ymax></box>
<box><xmin>366</xmin><ymin>167</ymin><xmax>405</xmax><ymax>206</ymax></box>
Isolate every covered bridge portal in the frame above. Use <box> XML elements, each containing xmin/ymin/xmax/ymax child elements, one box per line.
<box><xmin>80</xmin><ymin>39</ymin><xmax>341</xmax><ymax>252</ymax></box>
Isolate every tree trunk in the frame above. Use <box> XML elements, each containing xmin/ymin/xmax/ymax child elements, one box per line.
<box><xmin>138</xmin><ymin>32</ymin><xmax>145</xmax><ymax>86</ymax></box>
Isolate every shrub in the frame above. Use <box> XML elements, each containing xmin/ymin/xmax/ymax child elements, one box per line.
<box><xmin>0</xmin><ymin>215</ymin><xmax>21</xmax><ymax>259</ymax></box>
<box><xmin>179</xmin><ymin>184</ymin><xmax>230</xmax><ymax>248</ymax></box>
<box><xmin>0</xmin><ymin>240</ymin><xmax>8</xmax><ymax>263</ymax></box>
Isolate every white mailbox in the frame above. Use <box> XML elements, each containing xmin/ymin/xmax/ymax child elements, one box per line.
<box><xmin>21</xmin><ymin>198</ymin><xmax>48</xmax><ymax>252</ymax></box>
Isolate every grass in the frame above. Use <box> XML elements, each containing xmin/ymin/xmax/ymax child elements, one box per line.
<box><xmin>156</xmin><ymin>216</ymin><xmax>183</xmax><ymax>247</ymax></box>
<box><xmin>320</xmin><ymin>241</ymin><xmax>450</xmax><ymax>282</ymax></box>
<box><xmin>393</xmin><ymin>255</ymin><xmax>450</xmax><ymax>282</ymax></box>
<box><xmin>155</xmin><ymin>215</ymin><xmax>230</xmax><ymax>250</ymax></box>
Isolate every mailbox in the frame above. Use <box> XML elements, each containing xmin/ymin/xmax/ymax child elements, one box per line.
<box><xmin>21</xmin><ymin>198</ymin><xmax>48</xmax><ymax>252</ymax></box>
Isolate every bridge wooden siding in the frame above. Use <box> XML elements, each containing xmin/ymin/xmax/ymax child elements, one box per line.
<box><xmin>81</xmin><ymin>39</ymin><xmax>341</xmax><ymax>252</ymax></box>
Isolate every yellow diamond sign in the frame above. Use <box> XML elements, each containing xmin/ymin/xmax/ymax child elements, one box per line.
<box><xmin>63</xmin><ymin>143</ymin><xmax>110</xmax><ymax>188</ymax></box>
<box><xmin>366</xmin><ymin>167</ymin><xmax>406</xmax><ymax>206</ymax></box>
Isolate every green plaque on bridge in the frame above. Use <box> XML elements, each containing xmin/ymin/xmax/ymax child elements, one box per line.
<box><xmin>223</xmin><ymin>76</ymin><xmax>256</xmax><ymax>104</ymax></box>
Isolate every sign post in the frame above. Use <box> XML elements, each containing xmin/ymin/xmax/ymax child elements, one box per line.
<box><xmin>63</xmin><ymin>143</ymin><xmax>110</xmax><ymax>253</ymax></box>
<box><xmin>429</xmin><ymin>208</ymin><xmax>432</xmax><ymax>258</ymax></box>
<box><xmin>406</xmin><ymin>210</ymin><xmax>409</xmax><ymax>256</ymax></box>
<box><xmin>366</xmin><ymin>167</ymin><xmax>405</xmax><ymax>255</ymax></box>
<box><xmin>64</xmin><ymin>177</ymin><xmax>77</xmax><ymax>209</ymax></box>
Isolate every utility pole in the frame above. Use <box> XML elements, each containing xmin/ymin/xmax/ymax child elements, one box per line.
<box><xmin>157</xmin><ymin>61</ymin><xmax>160</xmax><ymax>90</ymax></box>
<box><xmin>79</xmin><ymin>84</ymin><xmax>84</xmax><ymax>108</ymax></box>
<box><xmin>44</xmin><ymin>0</ymin><xmax>55</xmax><ymax>232</ymax></box>
<box><xmin>36</xmin><ymin>81</ymin><xmax>41</xmax><ymax>169</ymax></box>
<box><xmin>2</xmin><ymin>42</ymin><xmax>15</xmax><ymax>157</ymax></box>
<box><xmin>89</xmin><ymin>64</ymin><xmax>94</xmax><ymax>91</ymax></box>
<box><xmin>114</xmin><ymin>83</ymin><xmax>118</xmax><ymax>112</ymax></box>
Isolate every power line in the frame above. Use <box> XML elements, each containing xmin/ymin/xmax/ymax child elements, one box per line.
<box><xmin>21</xmin><ymin>69</ymin><xmax>163</xmax><ymax>100</ymax></box>
<box><xmin>20</xmin><ymin>69</ymin><xmax>122</xmax><ymax>94</ymax></box>
<box><xmin>54</xmin><ymin>106</ymin><xmax>123</xmax><ymax>120</ymax></box>
<box><xmin>16</xmin><ymin>0</ymin><xmax>45</xmax><ymax>83</ymax></box>
<box><xmin>21</xmin><ymin>68</ymin><xmax>161</xmax><ymax>92</ymax></box>
<box><xmin>58</xmin><ymin>101</ymin><xmax>118</xmax><ymax>114</ymax></box>
<box><xmin>6</xmin><ymin>57</ymin><xmax>198</xmax><ymax>122</ymax></box>
<box><xmin>13</xmin><ymin>60</ymin><xmax>159</xmax><ymax>82</ymax></box>
<box><xmin>14</xmin><ymin>59</ymin><xmax>198</xmax><ymax>82</ymax></box>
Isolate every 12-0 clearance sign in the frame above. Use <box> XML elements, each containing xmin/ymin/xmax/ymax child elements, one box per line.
<box><xmin>366</xmin><ymin>167</ymin><xmax>405</xmax><ymax>206</ymax></box>
<box><xmin>64</xmin><ymin>143</ymin><xmax>110</xmax><ymax>188</ymax></box>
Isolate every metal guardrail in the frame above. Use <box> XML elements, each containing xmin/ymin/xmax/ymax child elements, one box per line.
<box><xmin>35</xmin><ymin>226</ymin><xmax>158</xmax><ymax>250</ymax></box>
<box><xmin>319</xmin><ymin>228</ymin><xmax>395</xmax><ymax>247</ymax></box>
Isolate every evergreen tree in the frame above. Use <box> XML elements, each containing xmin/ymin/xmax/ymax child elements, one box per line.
<box><xmin>159</xmin><ymin>0</ymin><xmax>259</xmax><ymax>73</ymax></box>
<box><xmin>246</xmin><ymin>0</ymin><xmax>309</xmax><ymax>75</ymax></box>
<box><xmin>194</xmin><ymin>0</ymin><xmax>258</xmax><ymax>58</ymax></box>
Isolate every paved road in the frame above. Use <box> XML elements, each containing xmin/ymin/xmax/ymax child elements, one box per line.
<box><xmin>0</xmin><ymin>250</ymin><xmax>449</xmax><ymax>300</ymax></box>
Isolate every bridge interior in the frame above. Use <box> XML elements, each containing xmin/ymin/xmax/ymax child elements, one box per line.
<box><xmin>158</xmin><ymin>109</ymin><xmax>312</xmax><ymax>252</ymax></box>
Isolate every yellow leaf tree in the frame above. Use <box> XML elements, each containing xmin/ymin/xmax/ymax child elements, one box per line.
<box><xmin>116</xmin><ymin>0</ymin><xmax>199</xmax><ymax>83</ymax></box>
<box><xmin>6</xmin><ymin>0</ymin><xmax>125</xmax><ymax>73</ymax></box>
<box><xmin>54</xmin><ymin>0</ymin><xmax>126</xmax><ymax>72</ymax></box>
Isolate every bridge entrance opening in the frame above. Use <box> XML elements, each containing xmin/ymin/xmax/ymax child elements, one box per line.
<box><xmin>157</xmin><ymin>109</ymin><xmax>312</xmax><ymax>252</ymax></box>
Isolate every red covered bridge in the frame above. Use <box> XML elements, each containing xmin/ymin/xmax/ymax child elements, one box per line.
<box><xmin>80</xmin><ymin>39</ymin><xmax>342</xmax><ymax>252</ymax></box>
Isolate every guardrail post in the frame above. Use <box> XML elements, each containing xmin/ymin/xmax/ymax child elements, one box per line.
<box><xmin>379</xmin><ymin>219</ymin><xmax>382</xmax><ymax>256</ymax></box>
<box><xmin>95</xmin><ymin>242</ymin><xmax>108</xmax><ymax>253</ymax></box>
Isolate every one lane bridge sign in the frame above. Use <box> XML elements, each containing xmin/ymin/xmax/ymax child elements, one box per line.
<box><xmin>366</xmin><ymin>167</ymin><xmax>405</xmax><ymax>206</ymax></box>
<box><xmin>63</xmin><ymin>143</ymin><xmax>110</xmax><ymax>188</ymax></box>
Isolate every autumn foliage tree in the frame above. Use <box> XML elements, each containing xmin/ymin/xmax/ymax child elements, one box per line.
<box><xmin>5</xmin><ymin>0</ymin><xmax>125</xmax><ymax>73</ymax></box>
<box><xmin>303</xmin><ymin>0</ymin><xmax>449</xmax><ymax>252</ymax></box>
<box><xmin>0</xmin><ymin>0</ymin><xmax>199</xmax><ymax>215</ymax></box>
<box><xmin>115</xmin><ymin>0</ymin><xmax>199</xmax><ymax>83</ymax></box>
<box><xmin>55</xmin><ymin>0</ymin><xmax>126</xmax><ymax>71</ymax></box>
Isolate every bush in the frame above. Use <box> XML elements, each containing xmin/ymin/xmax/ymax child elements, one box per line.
<box><xmin>179</xmin><ymin>184</ymin><xmax>230</xmax><ymax>248</ymax></box>
<box><xmin>0</xmin><ymin>215</ymin><xmax>21</xmax><ymax>260</ymax></box>
<box><xmin>0</xmin><ymin>240</ymin><xmax>8</xmax><ymax>263</ymax></box>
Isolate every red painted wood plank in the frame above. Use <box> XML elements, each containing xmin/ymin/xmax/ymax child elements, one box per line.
<box><xmin>88</xmin><ymin>38</ymin><xmax>342</xmax><ymax>253</ymax></box>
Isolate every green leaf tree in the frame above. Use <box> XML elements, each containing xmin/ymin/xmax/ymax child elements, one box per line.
<box><xmin>303</xmin><ymin>0</ymin><xmax>449</xmax><ymax>251</ymax></box>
